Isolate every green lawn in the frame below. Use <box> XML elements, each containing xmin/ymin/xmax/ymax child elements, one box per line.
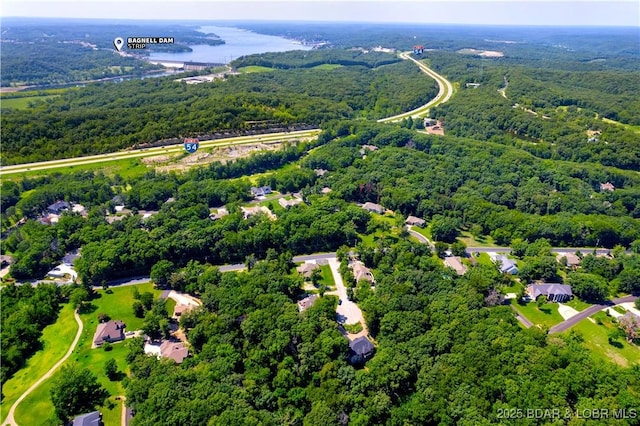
<box><xmin>564</xmin><ymin>297</ymin><xmax>592</xmax><ymax>312</ymax></box>
<box><xmin>1</xmin><ymin>303</ymin><xmax>78</xmax><ymax>423</ymax></box>
<box><xmin>13</xmin><ymin>283</ymin><xmax>161</xmax><ymax>426</ymax></box>
<box><xmin>410</xmin><ymin>224</ymin><xmax>432</xmax><ymax>240</ymax></box>
<box><xmin>457</xmin><ymin>231</ymin><xmax>498</xmax><ymax>247</ymax></box>
<box><xmin>3</xmin><ymin>157</ymin><xmax>149</xmax><ymax>181</ymax></box>
<box><xmin>511</xmin><ymin>300</ymin><xmax>564</xmax><ymax>328</ymax></box>
<box><xmin>311</xmin><ymin>64</ymin><xmax>344</xmax><ymax>70</ymax></box>
<box><xmin>566</xmin><ymin>313</ymin><xmax>640</xmax><ymax>367</ymax></box>
<box><xmin>238</xmin><ymin>65</ymin><xmax>275</xmax><ymax>73</ymax></box>
<box><xmin>320</xmin><ymin>264</ymin><xmax>336</xmax><ymax>289</ymax></box>
<box><xmin>1</xmin><ymin>95</ymin><xmax>59</xmax><ymax>109</ymax></box>
<box><xmin>475</xmin><ymin>252</ymin><xmax>496</xmax><ymax>268</ymax></box>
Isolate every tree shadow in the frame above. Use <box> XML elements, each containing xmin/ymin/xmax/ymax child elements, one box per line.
<box><xmin>608</xmin><ymin>340</ymin><xmax>623</xmax><ymax>349</ymax></box>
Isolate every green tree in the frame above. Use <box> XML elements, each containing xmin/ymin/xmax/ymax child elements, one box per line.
<box><xmin>50</xmin><ymin>365</ymin><xmax>108</xmax><ymax>422</ymax></box>
<box><xmin>567</xmin><ymin>273</ymin><xmax>609</xmax><ymax>302</ymax></box>
<box><xmin>450</xmin><ymin>241</ymin><xmax>467</xmax><ymax>257</ymax></box>
<box><xmin>104</xmin><ymin>358</ymin><xmax>119</xmax><ymax>380</ymax></box>
<box><xmin>435</xmin><ymin>242</ymin><xmax>448</xmax><ymax>259</ymax></box>
<box><xmin>69</xmin><ymin>287</ymin><xmax>89</xmax><ymax>312</ymax></box>
<box><xmin>150</xmin><ymin>260</ymin><xmax>174</xmax><ymax>289</ymax></box>
<box><xmin>132</xmin><ymin>300</ymin><xmax>145</xmax><ymax>318</ymax></box>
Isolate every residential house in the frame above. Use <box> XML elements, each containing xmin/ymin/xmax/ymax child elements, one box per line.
<box><xmin>362</xmin><ymin>202</ymin><xmax>385</xmax><ymax>214</ymax></box>
<box><xmin>600</xmin><ymin>182</ymin><xmax>615</xmax><ymax>192</ymax></box>
<box><xmin>348</xmin><ymin>336</ymin><xmax>375</xmax><ymax>365</ymax></box>
<box><xmin>241</xmin><ymin>205</ymin><xmax>276</xmax><ymax>220</ymax></box>
<box><xmin>321</xmin><ymin>187</ymin><xmax>332</xmax><ymax>194</ymax></box>
<box><xmin>250</xmin><ymin>186</ymin><xmax>272</xmax><ymax>198</ymax></box>
<box><xmin>405</xmin><ymin>215</ymin><xmax>426</xmax><ymax>227</ymax></box>
<box><xmin>526</xmin><ymin>283</ymin><xmax>573</xmax><ymax>302</ymax></box>
<box><xmin>493</xmin><ymin>254</ymin><xmax>518</xmax><ymax>274</ymax></box>
<box><xmin>279</xmin><ymin>197</ymin><xmax>303</xmax><ymax>209</ymax></box>
<box><xmin>93</xmin><ymin>320</ymin><xmax>126</xmax><ymax>347</ymax></box>
<box><xmin>160</xmin><ymin>340</ymin><xmax>189</xmax><ymax>364</ymax></box>
<box><xmin>314</xmin><ymin>168</ymin><xmax>328</xmax><ymax>177</ymax></box>
<box><xmin>73</xmin><ymin>411</ymin><xmax>103</xmax><ymax>426</ymax></box>
<box><xmin>297</xmin><ymin>294</ymin><xmax>319</xmax><ymax>312</ymax></box>
<box><xmin>556</xmin><ymin>252</ymin><xmax>581</xmax><ymax>269</ymax></box>
<box><xmin>144</xmin><ymin>340</ymin><xmax>189</xmax><ymax>364</ymax></box>
<box><xmin>0</xmin><ymin>255</ymin><xmax>13</xmax><ymax>268</ymax></box>
<box><xmin>47</xmin><ymin>200</ymin><xmax>70</xmax><ymax>214</ymax></box>
<box><xmin>296</xmin><ymin>262</ymin><xmax>320</xmax><ymax>279</ymax></box>
<box><xmin>443</xmin><ymin>256</ymin><xmax>468</xmax><ymax>275</ymax></box>
<box><xmin>350</xmin><ymin>261</ymin><xmax>375</xmax><ymax>283</ymax></box>
<box><xmin>209</xmin><ymin>207</ymin><xmax>229</xmax><ymax>220</ymax></box>
<box><xmin>360</xmin><ymin>145</ymin><xmax>378</xmax><ymax>155</ymax></box>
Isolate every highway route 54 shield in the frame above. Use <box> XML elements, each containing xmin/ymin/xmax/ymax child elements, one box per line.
<box><xmin>184</xmin><ymin>138</ymin><xmax>199</xmax><ymax>154</ymax></box>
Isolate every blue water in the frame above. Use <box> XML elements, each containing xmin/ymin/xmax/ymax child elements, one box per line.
<box><xmin>148</xmin><ymin>26</ymin><xmax>311</xmax><ymax>64</ymax></box>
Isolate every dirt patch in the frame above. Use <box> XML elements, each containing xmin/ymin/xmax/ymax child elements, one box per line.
<box><xmin>425</xmin><ymin>120</ymin><xmax>445</xmax><ymax>136</ymax></box>
<box><xmin>141</xmin><ymin>154</ymin><xmax>178</xmax><ymax>165</ymax></box>
<box><xmin>458</xmin><ymin>48</ymin><xmax>504</xmax><ymax>58</ymax></box>
<box><xmin>155</xmin><ymin>142</ymin><xmax>283</xmax><ymax>173</ymax></box>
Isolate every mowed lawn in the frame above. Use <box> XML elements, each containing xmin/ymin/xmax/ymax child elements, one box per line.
<box><xmin>1</xmin><ymin>303</ymin><xmax>78</xmax><ymax>423</ymax></box>
<box><xmin>14</xmin><ymin>283</ymin><xmax>161</xmax><ymax>426</ymax></box>
<box><xmin>566</xmin><ymin>313</ymin><xmax>640</xmax><ymax>367</ymax></box>
<box><xmin>510</xmin><ymin>300</ymin><xmax>564</xmax><ymax>328</ymax></box>
<box><xmin>320</xmin><ymin>264</ymin><xmax>336</xmax><ymax>289</ymax></box>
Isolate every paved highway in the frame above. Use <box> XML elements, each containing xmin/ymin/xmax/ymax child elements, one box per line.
<box><xmin>0</xmin><ymin>129</ymin><xmax>321</xmax><ymax>176</ymax></box>
<box><xmin>378</xmin><ymin>52</ymin><xmax>454</xmax><ymax>123</ymax></box>
<box><xmin>2</xmin><ymin>52</ymin><xmax>452</xmax><ymax>176</ymax></box>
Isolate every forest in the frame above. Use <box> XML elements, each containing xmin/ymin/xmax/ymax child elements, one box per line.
<box><xmin>1</xmin><ymin>53</ymin><xmax>436</xmax><ymax>165</ymax></box>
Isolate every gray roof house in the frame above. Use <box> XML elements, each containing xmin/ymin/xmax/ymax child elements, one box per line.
<box><xmin>362</xmin><ymin>202</ymin><xmax>385</xmax><ymax>214</ymax></box>
<box><xmin>527</xmin><ymin>283</ymin><xmax>573</xmax><ymax>302</ymax></box>
<box><xmin>494</xmin><ymin>254</ymin><xmax>518</xmax><ymax>274</ymax></box>
<box><xmin>73</xmin><ymin>411</ymin><xmax>102</xmax><ymax>426</ymax></box>
<box><xmin>405</xmin><ymin>215</ymin><xmax>426</xmax><ymax>227</ymax></box>
<box><xmin>47</xmin><ymin>200</ymin><xmax>70</xmax><ymax>214</ymax></box>
<box><xmin>349</xmin><ymin>336</ymin><xmax>375</xmax><ymax>365</ymax></box>
<box><xmin>250</xmin><ymin>186</ymin><xmax>272</xmax><ymax>198</ymax></box>
<box><xmin>296</xmin><ymin>262</ymin><xmax>320</xmax><ymax>279</ymax></box>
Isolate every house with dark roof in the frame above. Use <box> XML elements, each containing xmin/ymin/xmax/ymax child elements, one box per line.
<box><xmin>73</xmin><ymin>411</ymin><xmax>102</xmax><ymax>426</ymax></box>
<box><xmin>250</xmin><ymin>186</ymin><xmax>272</xmax><ymax>198</ymax></box>
<box><xmin>93</xmin><ymin>320</ymin><xmax>126</xmax><ymax>347</ymax></box>
<box><xmin>47</xmin><ymin>200</ymin><xmax>70</xmax><ymax>214</ymax></box>
<box><xmin>526</xmin><ymin>283</ymin><xmax>573</xmax><ymax>302</ymax></box>
<box><xmin>348</xmin><ymin>336</ymin><xmax>375</xmax><ymax>365</ymax></box>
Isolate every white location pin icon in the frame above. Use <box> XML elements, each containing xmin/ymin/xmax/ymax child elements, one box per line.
<box><xmin>113</xmin><ymin>37</ymin><xmax>124</xmax><ymax>52</ymax></box>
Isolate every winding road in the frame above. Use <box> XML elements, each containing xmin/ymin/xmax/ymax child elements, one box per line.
<box><xmin>3</xmin><ymin>310</ymin><xmax>83</xmax><ymax>426</ymax></box>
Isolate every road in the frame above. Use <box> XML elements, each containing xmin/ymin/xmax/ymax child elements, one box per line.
<box><xmin>2</xmin><ymin>51</ymin><xmax>451</xmax><ymax>176</ymax></box>
<box><xmin>3</xmin><ymin>310</ymin><xmax>83</xmax><ymax>426</ymax></box>
<box><xmin>0</xmin><ymin>129</ymin><xmax>321</xmax><ymax>176</ymax></box>
<box><xmin>465</xmin><ymin>247</ymin><xmax>612</xmax><ymax>256</ymax></box>
<box><xmin>377</xmin><ymin>52</ymin><xmax>454</xmax><ymax>123</ymax></box>
<box><xmin>510</xmin><ymin>305</ymin><xmax>533</xmax><ymax>328</ymax></box>
<box><xmin>549</xmin><ymin>295</ymin><xmax>638</xmax><ymax>334</ymax></box>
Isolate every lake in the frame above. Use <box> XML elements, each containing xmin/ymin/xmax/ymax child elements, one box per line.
<box><xmin>148</xmin><ymin>26</ymin><xmax>311</xmax><ymax>64</ymax></box>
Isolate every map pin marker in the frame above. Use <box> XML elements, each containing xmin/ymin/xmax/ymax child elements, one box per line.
<box><xmin>113</xmin><ymin>37</ymin><xmax>124</xmax><ymax>52</ymax></box>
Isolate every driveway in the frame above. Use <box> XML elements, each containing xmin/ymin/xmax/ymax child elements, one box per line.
<box><xmin>549</xmin><ymin>295</ymin><xmax>638</xmax><ymax>334</ymax></box>
<box><xmin>327</xmin><ymin>258</ymin><xmax>364</xmax><ymax>327</ymax></box>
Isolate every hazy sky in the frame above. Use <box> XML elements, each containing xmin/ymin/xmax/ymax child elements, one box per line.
<box><xmin>2</xmin><ymin>0</ymin><xmax>639</xmax><ymax>27</ymax></box>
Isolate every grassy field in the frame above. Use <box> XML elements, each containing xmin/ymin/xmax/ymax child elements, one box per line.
<box><xmin>458</xmin><ymin>231</ymin><xmax>498</xmax><ymax>247</ymax></box>
<box><xmin>567</xmin><ymin>312</ymin><xmax>640</xmax><ymax>367</ymax></box>
<box><xmin>13</xmin><ymin>283</ymin><xmax>161</xmax><ymax>426</ymax></box>
<box><xmin>1</xmin><ymin>95</ymin><xmax>60</xmax><ymax>109</ymax></box>
<box><xmin>2</xmin><ymin>157</ymin><xmax>149</xmax><ymax>181</ymax></box>
<box><xmin>238</xmin><ymin>65</ymin><xmax>275</xmax><ymax>73</ymax></box>
<box><xmin>511</xmin><ymin>300</ymin><xmax>564</xmax><ymax>328</ymax></box>
<box><xmin>0</xmin><ymin>303</ymin><xmax>78</xmax><ymax>423</ymax></box>
<box><xmin>311</xmin><ymin>64</ymin><xmax>344</xmax><ymax>70</ymax></box>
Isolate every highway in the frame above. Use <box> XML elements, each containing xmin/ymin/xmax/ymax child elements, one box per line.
<box><xmin>377</xmin><ymin>51</ymin><xmax>454</xmax><ymax>123</ymax></box>
<box><xmin>0</xmin><ymin>129</ymin><xmax>321</xmax><ymax>176</ymax></box>
<box><xmin>1</xmin><ymin>53</ymin><xmax>453</xmax><ymax>176</ymax></box>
